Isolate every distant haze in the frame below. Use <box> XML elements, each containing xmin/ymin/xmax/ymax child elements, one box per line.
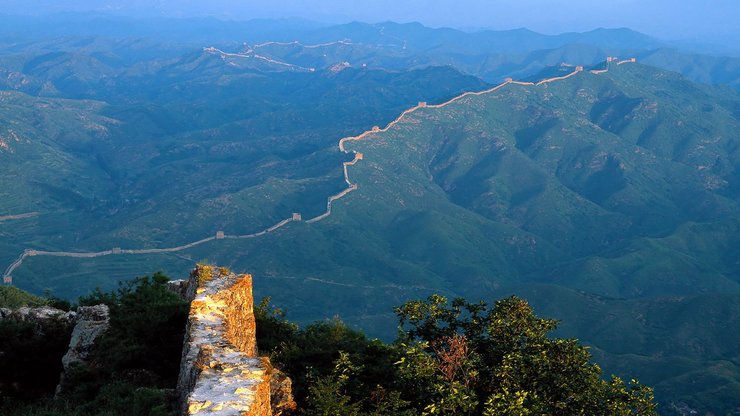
<box><xmin>2</xmin><ymin>0</ymin><xmax>738</xmax><ymax>43</ymax></box>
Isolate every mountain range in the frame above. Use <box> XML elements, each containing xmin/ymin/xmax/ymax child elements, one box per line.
<box><xmin>1</xmin><ymin>16</ymin><xmax>739</xmax><ymax>414</ymax></box>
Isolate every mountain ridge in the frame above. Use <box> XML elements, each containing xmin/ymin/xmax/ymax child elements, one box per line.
<box><xmin>2</xmin><ymin>49</ymin><xmax>739</xmax><ymax>413</ymax></box>
<box><xmin>1</xmin><ymin>59</ymin><xmax>624</xmax><ymax>283</ymax></box>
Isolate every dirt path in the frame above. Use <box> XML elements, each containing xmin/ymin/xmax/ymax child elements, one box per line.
<box><xmin>0</xmin><ymin>212</ymin><xmax>38</xmax><ymax>222</ymax></box>
<box><xmin>264</xmin><ymin>274</ymin><xmax>458</xmax><ymax>297</ymax></box>
<box><xmin>2</xmin><ymin>58</ymin><xmax>635</xmax><ymax>283</ymax></box>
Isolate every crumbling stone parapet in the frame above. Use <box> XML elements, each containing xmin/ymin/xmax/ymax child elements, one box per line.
<box><xmin>177</xmin><ymin>265</ymin><xmax>292</xmax><ymax>416</ymax></box>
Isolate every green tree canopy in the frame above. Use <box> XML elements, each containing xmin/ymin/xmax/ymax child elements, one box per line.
<box><xmin>394</xmin><ymin>295</ymin><xmax>657</xmax><ymax>415</ymax></box>
<box><xmin>257</xmin><ymin>294</ymin><xmax>657</xmax><ymax>415</ymax></box>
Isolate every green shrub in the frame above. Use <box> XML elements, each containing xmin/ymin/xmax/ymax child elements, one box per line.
<box><xmin>0</xmin><ymin>318</ymin><xmax>71</xmax><ymax>400</ymax></box>
<box><xmin>259</xmin><ymin>295</ymin><xmax>657</xmax><ymax>415</ymax></box>
<box><xmin>0</xmin><ymin>286</ymin><xmax>48</xmax><ymax>308</ymax></box>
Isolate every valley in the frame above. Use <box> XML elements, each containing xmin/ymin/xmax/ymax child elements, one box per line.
<box><xmin>1</xmin><ymin>58</ymin><xmax>628</xmax><ymax>284</ymax></box>
<box><xmin>1</xmin><ymin>15</ymin><xmax>739</xmax><ymax>414</ymax></box>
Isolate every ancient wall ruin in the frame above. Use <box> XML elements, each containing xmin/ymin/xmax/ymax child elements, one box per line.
<box><xmin>176</xmin><ymin>265</ymin><xmax>294</xmax><ymax>416</ymax></box>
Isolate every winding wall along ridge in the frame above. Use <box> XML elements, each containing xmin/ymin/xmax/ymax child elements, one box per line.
<box><xmin>2</xmin><ymin>57</ymin><xmax>633</xmax><ymax>284</ymax></box>
<box><xmin>203</xmin><ymin>47</ymin><xmax>309</xmax><ymax>71</ymax></box>
<box><xmin>253</xmin><ymin>39</ymin><xmax>353</xmax><ymax>49</ymax></box>
<box><xmin>205</xmin><ymin>39</ymin><xmax>355</xmax><ymax>71</ymax></box>
<box><xmin>0</xmin><ymin>212</ymin><xmax>38</xmax><ymax>222</ymax></box>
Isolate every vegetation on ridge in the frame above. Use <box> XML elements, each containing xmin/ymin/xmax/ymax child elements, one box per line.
<box><xmin>0</xmin><ymin>286</ymin><xmax>49</xmax><ymax>308</ymax></box>
<box><xmin>1</xmin><ymin>276</ymin><xmax>656</xmax><ymax>415</ymax></box>
<box><xmin>256</xmin><ymin>295</ymin><xmax>657</xmax><ymax>415</ymax></box>
<box><xmin>1</xmin><ymin>19</ymin><xmax>739</xmax><ymax>414</ymax></box>
<box><xmin>0</xmin><ymin>274</ymin><xmax>187</xmax><ymax>416</ymax></box>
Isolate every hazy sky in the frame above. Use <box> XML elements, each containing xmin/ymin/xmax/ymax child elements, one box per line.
<box><xmin>5</xmin><ymin>0</ymin><xmax>739</xmax><ymax>41</ymax></box>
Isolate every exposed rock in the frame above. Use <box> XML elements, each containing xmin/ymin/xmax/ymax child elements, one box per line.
<box><xmin>177</xmin><ymin>265</ymin><xmax>291</xmax><ymax>416</ymax></box>
<box><xmin>0</xmin><ymin>304</ymin><xmax>109</xmax><ymax>397</ymax></box>
<box><xmin>0</xmin><ymin>306</ymin><xmax>74</xmax><ymax>324</ymax></box>
<box><xmin>61</xmin><ymin>305</ymin><xmax>110</xmax><ymax>369</ymax></box>
<box><xmin>270</xmin><ymin>369</ymin><xmax>297</xmax><ymax>415</ymax></box>
<box><xmin>56</xmin><ymin>304</ymin><xmax>110</xmax><ymax>396</ymax></box>
<box><xmin>168</xmin><ymin>279</ymin><xmax>190</xmax><ymax>300</ymax></box>
<box><xmin>0</xmin><ymin>306</ymin><xmax>76</xmax><ymax>338</ymax></box>
<box><xmin>329</xmin><ymin>61</ymin><xmax>351</xmax><ymax>73</ymax></box>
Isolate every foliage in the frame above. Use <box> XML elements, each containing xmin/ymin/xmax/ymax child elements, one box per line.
<box><xmin>91</xmin><ymin>272</ymin><xmax>188</xmax><ymax>385</ymax></box>
<box><xmin>257</xmin><ymin>295</ymin><xmax>657</xmax><ymax>415</ymax></box>
<box><xmin>254</xmin><ymin>296</ymin><xmax>300</xmax><ymax>354</ymax></box>
<box><xmin>2</xmin><ymin>32</ymin><xmax>738</xmax><ymax>413</ymax></box>
<box><xmin>0</xmin><ymin>285</ymin><xmax>49</xmax><ymax>308</ymax></box>
<box><xmin>0</xmin><ymin>273</ymin><xmax>186</xmax><ymax>416</ymax></box>
<box><xmin>392</xmin><ymin>295</ymin><xmax>657</xmax><ymax>415</ymax></box>
<box><xmin>0</xmin><ymin>317</ymin><xmax>71</xmax><ymax>400</ymax></box>
<box><xmin>256</xmin><ymin>298</ymin><xmax>401</xmax><ymax>410</ymax></box>
<box><xmin>0</xmin><ymin>383</ymin><xmax>170</xmax><ymax>416</ymax></box>
<box><xmin>303</xmin><ymin>351</ymin><xmax>417</xmax><ymax>416</ymax></box>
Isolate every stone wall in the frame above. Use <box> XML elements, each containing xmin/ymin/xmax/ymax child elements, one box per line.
<box><xmin>0</xmin><ymin>305</ymin><xmax>75</xmax><ymax>325</ymax></box>
<box><xmin>0</xmin><ymin>304</ymin><xmax>110</xmax><ymax>397</ymax></box>
<box><xmin>61</xmin><ymin>305</ymin><xmax>110</xmax><ymax>370</ymax></box>
<box><xmin>57</xmin><ymin>304</ymin><xmax>110</xmax><ymax>396</ymax></box>
<box><xmin>177</xmin><ymin>265</ymin><xmax>294</xmax><ymax>416</ymax></box>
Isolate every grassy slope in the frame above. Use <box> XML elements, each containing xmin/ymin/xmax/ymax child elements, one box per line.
<box><xmin>0</xmin><ymin>285</ymin><xmax>47</xmax><ymax>308</ymax></box>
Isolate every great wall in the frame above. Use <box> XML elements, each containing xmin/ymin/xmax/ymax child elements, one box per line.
<box><xmin>1</xmin><ymin>55</ymin><xmax>635</xmax><ymax>286</ymax></box>
<box><xmin>0</xmin><ymin>212</ymin><xmax>38</xmax><ymax>222</ymax></box>
<box><xmin>176</xmin><ymin>265</ymin><xmax>295</xmax><ymax>415</ymax></box>
<box><xmin>204</xmin><ymin>39</ymin><xmax>355</xmax><ymax>72</ymax></box>
<box><xmin>0</xmin><ymin>263</ymin><xmax>296</xmax><ymax>415</ymax></box>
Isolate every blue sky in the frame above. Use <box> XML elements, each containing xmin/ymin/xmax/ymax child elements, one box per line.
<box><xmin>5</xmin><ymin>0</ymin><xmax>739</xmax><ymax>41</ymax></box>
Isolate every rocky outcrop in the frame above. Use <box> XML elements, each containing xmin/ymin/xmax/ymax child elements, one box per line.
<box><xmin>0</xmin><ymin>306</ymin><xmax>75</xmax><ymax>326</ymax></box>
<box><xmin>269</xmin><ymin>369</ymin><xmax>297</xmax><ymax>416</ymax></box>
<box><xmin>177</xmin><ymin>265</ymin><xmax>295</xmax><ymax>416</ymax></box>
<box><xmin>167</xmin><ymin>279</ymin><xmax>190</xmax><ymax>299</ymax></box>
<box><xmin>56</xmin><ymin>304</ymin><xmax>110</xmax><ymax>395</ymax></box>
<box><xmin>61</xmin><ymin>305</ymin><xmax>110</xmax><ymax>370</ymax></box>
<box><xmin>0</xmin><ymin>303</ymin><xmax>110</xmax><ymax>396</ymax></box>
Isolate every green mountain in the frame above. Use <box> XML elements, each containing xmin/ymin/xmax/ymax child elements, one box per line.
<box><xmin>2</xmin><ymin>18</ymin><xmax>740</xmax><ymax>413</ymax></box>
<box><xmin>0</xmin><ymin>62</ymin><xmax>489</xmax><ymax>293</ymax></box>
<box><xmin>126</xmin><ymin>62</ymin><xmax>738</xmax><ymax>414</ymax></box>
<box><xmin>3</xmin><ymin>16</ymin><xmax>738</xmax><ymax>90</ymax></box>
<box><xmin>333</xmin><ymin>62</ymin><xmax>740</xmax><ymax>300</ymax></box>
<box><xmin>637</xmin><ymin>48</ymin><xmax>740</xmax><ymax>89</ymax></box>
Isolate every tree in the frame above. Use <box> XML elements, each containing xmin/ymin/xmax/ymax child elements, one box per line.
<box><xmin>394</xmin><ymin>295</ymin><xmax>657</xmax><ymax>415</ymax></box>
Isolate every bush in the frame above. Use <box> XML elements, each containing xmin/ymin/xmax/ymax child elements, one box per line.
<box><xmin>259</xmin><ymin>295</ymin><xmax>657</xmax><ymax>415</ymax></box>
<box><xmin>0</xmin><ymin>318</ymin><xmax>72</xmax><ymax>400</ymax></box>
<box><xmin>0</xmin><ymin>272</ymin><xmax>187</xmax><ymax>416</ymax></box>
<box><xmin>0</xmin><ymin>286</ymin><xmax>48</xmax><ymax>308</ymax></box>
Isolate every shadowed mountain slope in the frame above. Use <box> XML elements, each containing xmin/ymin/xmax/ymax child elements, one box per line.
<box><xmin>156</xmin><ymin>62</ymin><xmax>740</xmax><ymax>414</ymax></box>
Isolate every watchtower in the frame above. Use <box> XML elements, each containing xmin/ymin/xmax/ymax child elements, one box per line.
<box><xmin>3</xmin><ymin>276</ymin><xmax>12</xmax><ymax>285</ymax></box>
<box><xmin>356</xmin><ymin>152</ymin><xmax>363</xmax><ymax>160</ymax></box>
<box><xmin>418</xmin><ymin>101</ymin><xmax>427</xmax><ymax>107</ymax></box>
<box><xmin>575</xmin><ymin>66</ymin><xmax>584</xmax><ymax>72</ymax></box>
<box><xmin>504</xmin><ymin>77</ymin><xmax>513</xmax><ymax>83</ymax></box>
<box><xmin>112</xmin><ymin>247</ymin><xmax>122</xmax><ymax>254</ymax></box>
<box><xmin>371</xmin><ymin>126</ymin><xmax>380</xmax><ymax>132</ymax></box>
<box><xmin>216</xmin><ymin>231</ymin><xmax>225</xmax><ymax>239</ymax></box>
<box><xmin>292</xmin><ymin>213</ymin><xmax>302</xmax><ymax>221</ymax></box>
<box><xmin>607</xmin><ymin>56</ymin><xmax>617</xmax><ymax>62</ymax></box>
<box><xmin>630</xmin><ymin>58</ymin><xmax>637</xmax><ymax>63</ymax></box>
